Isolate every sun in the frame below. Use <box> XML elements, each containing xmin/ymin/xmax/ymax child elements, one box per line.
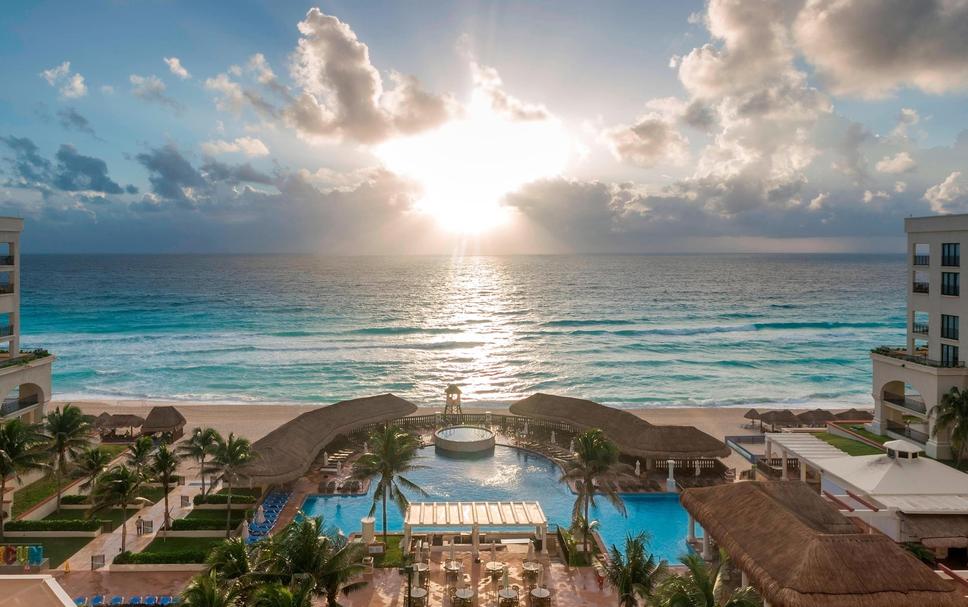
<box><xmin>374</xmin><ymin>90</ymin><xmax>572</xmax><ymax>233</ymax></box>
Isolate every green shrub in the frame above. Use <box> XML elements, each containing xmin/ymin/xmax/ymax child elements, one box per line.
<box><xmin>59</xmin><ymin>495</ymin><xmax>89</xmax><ymax>505</ymax></box>
<box><xmin>170</xmin><ymin>517</ymin><xmax>245</xmax><ymax>531</ymax></box>
<box><xmin>114</xmin><ymin>549</ymin><xmax>208</xmax><ymax>564</ymax></box>
<box><xmin>193</xmin><ymin>493</ymin><xmax>256</xmax><ymax>505</ymax></box>
<box><xmin>5</xmin><ymin>519</ymin><xmax>107</xmax><ymax>531</ymax></box>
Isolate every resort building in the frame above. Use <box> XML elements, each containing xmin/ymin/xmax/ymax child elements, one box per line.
<box><xmin>0</xmin><ymin>217</ymin><xmax>53</xmax><ymax>425</ymax></box>
<box><xmin>681</xmin><ymin>481</ymin><xmax>965</xmax><ymax>607</ymax></box>
<box><xmin>870</xmin><ymin>213</ymin><xmax>968</xmax><ymax>458</ymax></box>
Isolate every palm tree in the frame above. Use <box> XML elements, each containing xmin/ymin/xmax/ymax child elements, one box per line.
<box><xmin>560</xmin><ymin>428</ymin><xmax>626</xmax><ymax>554</ymax></box>
<box><xmin>207</xmin><ymin>536</ymin><xmax>255</xmax><ymax>582</ymax></box>
<box><xmin>181</xmin><ymin>570</ymin><xmax>240</xmax><ymax>607</ymax></box>
<box><xmin>149</xmin><ymin>444</ymin><xmax>181</xmax><ymax>533</ymax></box>
<box><xmin>90</xmin><ymin>464</ymin><xmax>147</xmax><ymax>552</ymax></box>
<box><xmin>251</xmin><ymin>580</ymin><xmax>314</xmax><ymax>607</ymax></box>
<box><xmin>352</xmin><ymin>424</ymin><xmax>426</xmax><ymax>542</ymax></box>
<box><xmin>44</xmin><ymin>404</ymin><xmax>94</xmax><ymax>511</ymax></box>
<box><xmin>655</xmin><ymin>552</ymin><xmax>761</xmax><ymax>607</ymax></box>
<box><xmin>604</xmin><ymin>532</ymin><xmax>666</xmax><ymax>607</ymax></box>
<box><xmin>933</xmin><ymin>386</ymin><xmax>968</xmax><ymax>465</ymax></box>
<box><xmin>75</xmin><ymin>446</ymin><xmax>111</xmax><ymax>492</ymax></box>
<box><xmin>204</xmin><ymin>433</ymin><xmax>252</xmax><ymax>537</ymax></box>
<box><xmin>179</xmin><ymin>427</ymin><xmax>219</xmax><ymax>495</ymax></box>
<box><xmin>0</xmin><ymin>419</ymin><xmax>47</xmax><ymax>538</ymax></box>
<box><xmin>266</xmin><ymin>516</ymin><xmax>367</xmax><ymax>607</ymax></box>
<box><xmin>127</xmin><ymin>435</ymin><xmax>156</xmax><ymax>474</ymax></box>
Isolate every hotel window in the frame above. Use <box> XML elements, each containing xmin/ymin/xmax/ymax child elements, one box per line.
<box><xmin>942</xmin><ymin>343</ymin><xmax>959</xmax><ymax>366</ymax></box>
<box><xmin>943</xmin><ymin>243</ymin><xmax>960</xmax><ymax>267</ymax></box>
<box><xmin>942</xmin><ymin>272</ymin><xmax>960</xmax><ymax>296</ymax></box>
<box><xmin>942</xmin><ymin>314</ymin><xmax>960</xmax><ymax>340</ymax></box>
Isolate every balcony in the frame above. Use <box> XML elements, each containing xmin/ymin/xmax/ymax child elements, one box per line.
<box><xmin>913</xmin><ymin>254</ymin><xmax>930</xmax><ymax>266</ymax></box>
<box><xmin>0</xmin><ymin>284</ymin><xmax>14</xmax><ymax>295</ymax></box>
<box><xmin>871</xmin><ymin>346</ymin><xmax>967</xmax><ymax>368</ymax></box>
<box><xmin>0</xmin><ymin>393</ymin><xmax>39</xmax><ymax>417</ymax></box>
<box><xmin>913</xmin><ymin>281</ymin><xmax>930</xmax><ymax>294</ymax></box>
<box><xmin>883</xmin><ymin>392</ymin><xmax>927</xmax><ymax>414</ymax></box>
<box><xmin>912</xmin><ymin>322</ymin><xmax>929</xmax><ymax>335</ymax></box>
<box><xmin>885</xmin><ymin>420</ymin><xmax>929</xmax><ymax>444</ymax></box>
<box><xmin>0</xmin><ymin>256</ymin><xmax>14</xmax><ymax>266</ymax></box>
<box><xmin>943</xmin><ymin>256</ymin><xmax>960</xmax><ymax>267</ymax></box>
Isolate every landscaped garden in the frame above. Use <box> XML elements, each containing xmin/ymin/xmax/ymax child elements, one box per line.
<box><xmin>817</xmin><ymin>432</ymin><xmax>885</xmax><ymax>456</ymax></box>
<box><xmin>115</xmin><ymin>536</ymin><xmax>226</xmax><ymax>564</ymax></box>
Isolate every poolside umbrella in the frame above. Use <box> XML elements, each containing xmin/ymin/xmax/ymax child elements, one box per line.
<box><xmin>502</xmin><ymin>567</ymin><xmax>509</xmax><ymax>591</ymax></box>
<box><xmin>835</xmin><ymin>408</ymin><xmax>873</xmax><ymax>421</ymax></box>
<box><xmin>759</xmin><ymin>410</ymin><xmax>799</xmax><ymax>430</ymax></box>
<box><xmin>798</xmin><ymin>408</ymin><xmax>836</xmax><ymax>426</ymax></box>
<box><xmin>414</xmin><ymin>569</ymin><xmax>420</xmax><ymax>591</ymax></box>
<box><xmin>527</xmin><ymin>540</ymin><xmax>534</xmax><ymax>562</ymax></box>
<box><xmin>491</xmin><ymin>542</ymin><xmax>496</xmax><ymax>562</ymax></box>
<box><xmin>450</xmin><ymin>538</ymin><xmax>456</xmax><ymax>563</ymax></box>
<box><xmin>241</xmin><ymin>523</ymin><xmax>250</xmax><ymax>542</ymax></box>
<box><xmin>255</xmin><ymin>505</ymin><xmax>265</xmax><ymax>525</ymax></box>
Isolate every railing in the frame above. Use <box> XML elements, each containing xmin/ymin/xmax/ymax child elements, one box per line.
<box><xmin>885</xmin><ymin>421</ymin><xmax>929</xmax><ymax>444</ymax></box>
<box><xmin>725</xmin><ymin>435</ymin><xmax>765</xmax><ymax>463</ymax></box>
<box><xmin>912</xmin><ymin>322</ymin><xmax>929</xmax><ymax>335</ymax></box>
<box><xmin>0</xmin><ymin>284</ymin><xmax>13</xmax><ymax>295</ymax></box>
<box><xmin>0</xmin><ymin>394</ymin><xmax>39</xmax><ymax>416</ymax></box>
<box><xmin>357</xmin><ymin>412</ymin><xmax>579</xmax><ymax>436</ymax></box>
<box><xmin>913</xmin><ymin>255</ymin><xmax>930</xmax><ymax>266</ymax></box>
<box><xmin>871</xmin><ymin>347</ymin><xmax>966</xmax><ymax>368</ymax></box>
<box><xmin>882</xmin><ymin>392</ymin><xmax>927</xmax><ymax>414</ymax></box>
<box><xmin>0</xmin><ymin>256</ymin><xmax>14</xmax><ymax>266</ymax></box>
<box><xmin>942</xmin><ymin>256</ymin><xmax>960</xmax><ymax>268</ymax></box>
<box><xmin>0</xmin><ymin>325</ymin><xmax>14</xmax><ymax>338</ymax></box>
<box><xmin>913</xmin><ymin>281</ymin><xmax>930</xmax><ymax>294</ymax></box>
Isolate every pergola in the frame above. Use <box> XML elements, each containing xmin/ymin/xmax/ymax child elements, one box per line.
<box><xmin>402</xmin><ymin>501</ymin><xmax>548</xmax><ymax>556</ymax></box>
<box><xmin>764</xmin><ymin>432</ymin><xmax>846</xmax><ymax>481</ymax></box>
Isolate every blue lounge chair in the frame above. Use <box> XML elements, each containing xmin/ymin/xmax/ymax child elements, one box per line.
<box><xmin>129</xmin><ymin>596</ymin><xmax>142</xmax><ymax>605</ymax></box>
<box><xmin>144</xmin><ymin>596</ymin><xmax>157</xmax><ymax>606</ymax></box>
<box><xmin>74</xmin><ymin>597</ymin><xmax>86</xmax><ymax>606</ymax></box>
<box><xmin>91</xmin><ymin>596</ymin><xmax>104</xmax><ymax>607</ymax></box>
<box><xmin>158</xmin><ymin>596</ymin><xmax>173</xmax><ymax>606</ymax></box>
<box><xmin>110</xmin><ymin>596</ymin><xmax>123</xmax><ymax>605</ymax></box>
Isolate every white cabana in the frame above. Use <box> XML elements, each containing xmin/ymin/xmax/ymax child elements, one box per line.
<box><xmin>402</xmin><ymin>501</ymin><xmax>548</xmax><ymax>557</ymax></box>
<box><xmin>764</xmin><ymin>432</ymin><xmax>846</xmax><ymax>481</ymax></box>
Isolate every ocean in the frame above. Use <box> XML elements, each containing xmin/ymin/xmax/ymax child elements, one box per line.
<box><xmin>20</xmin><ymin>254</ymin><xmax>905</xmax><ymax>409</ymax></box>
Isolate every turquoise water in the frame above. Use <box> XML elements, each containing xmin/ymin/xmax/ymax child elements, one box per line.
<box><xmin>20</xmin><ymin>254</ymin><xmax>905</xmax><ymax>407</ymax></box>
<box><xmin>300</xmin><ymin>445</ymin><xmax>694</xmax><ymax>562</ymax></box>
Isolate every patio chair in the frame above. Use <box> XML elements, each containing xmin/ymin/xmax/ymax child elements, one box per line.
<box><xmin>110</xmin><ymin>596</ymin><xmax>124</xmax><ymax>605</ymax></box>
<box><xmin>158</xmin><ymin>597</ymin><xmax>173</xmax><ymax>606</ymax></box>
<box><xmin>74</xmin><ymin>597</ymin><xmax>86</xmax><ymax>606</ymax></box>
<box><xmin>143</xmin><ymin>597</ymin><xmax>158</xmax><ymax>606</ymax></box>
<box><xmin>128</xmin><ymin>596</ymin><xmax>143</xmax><ymax>605</ymax></box>
<box><xmin>90</xmin><ymin>596</ymin><xmax>105</xmax><ymax>607</ymax></box>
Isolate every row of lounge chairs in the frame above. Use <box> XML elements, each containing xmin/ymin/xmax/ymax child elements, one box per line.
<box><xmin>75</xmin><ymin>596</ymin><xmax>177</xmax><ymax>606</ymax></box>
<box><xmin>247</xmin><ymin>489</ymin><xmax>292</xmax><ymax>542</ymax></box>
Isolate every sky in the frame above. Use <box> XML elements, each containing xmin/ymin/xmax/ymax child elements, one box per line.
<box><xmin>2</xmin><ymin>0</ymin><xmax>968</xmax><ymax>254</ymax></box>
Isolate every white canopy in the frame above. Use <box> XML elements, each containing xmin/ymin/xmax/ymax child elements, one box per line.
<box><xmin>405</xmin><ymin>501</ymin><xmax>547</xmax><ymax>528</ymax></box>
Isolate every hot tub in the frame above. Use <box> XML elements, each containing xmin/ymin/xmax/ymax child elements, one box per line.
<box><xmin>434</xmin><ymin>425</ymin><xmax>496</xmax><ymax>456</ymax></box>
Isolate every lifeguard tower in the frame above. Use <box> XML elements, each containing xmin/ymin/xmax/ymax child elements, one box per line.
<box><xmin>444</xmin><ymin>384</ymin><xmax>462</xmax><ymax>416</ymax></box>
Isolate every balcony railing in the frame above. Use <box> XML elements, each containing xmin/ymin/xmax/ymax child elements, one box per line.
<box><xmin>883</xmin><ymin>392</ymin><xmax>927</xmax><ymax>414</ymax></box>
<box><xmin>885</xmin><ymin>420</ymin><xmax>929</xmax><ymax>444</ymax></box>
<box><xmin>913</xmin><ymin>254</ymin><xmax>930</xmax><ymax>266</ymax></box>
<box><xmin>0</xmin><ymin>256</ymin><xmax>14</xmax><ymax>266</ymax></box>
<box><xmin>913</xmin><ymin>281</ymin><xmax>930</xmax><ymax>294</ymax></box>
<box><xmin>912</xmin><ymin>322</ymin><xmax>929</xmax><ymax>335</ymax></box>
<box><xmin>0</xmin><ymin>284</ymin><xmax>14</xmax><ymax>295</ymax></box>
<box><xmin>871</xmin><ymin>346</ymin><xmax>967</xmax><ymax>368</ymax></box>
<box><xmin>0</xmin><ymin>325</ymin><xmax>14</xmax><ymax>338</ymax></box>
<box><xmin>0</xmin><ymin>394</ymin><xmax>39</xmax><ymax>416</ymax></box>
<box><xmin>942</xmin><ymin>255</ymin><xmax>960</xmax><ymax>267</ymax></box>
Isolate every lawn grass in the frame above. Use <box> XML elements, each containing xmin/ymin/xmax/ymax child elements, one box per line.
<box><xmin>2</xmin><ymin>537</ymin><xmax>92</xmax><ymax>568</ymax></box>
<box><xmin>183</xmin><ymin>509</ymin><xmax>249</xmax><ymax>527</ymax></box>
<box><xmin>215</xmin><ymin>487</ymin><xmax>262</xmax><ymax>498</ymax></box>
<box><xmin>11</xmin><ymin>475</ymin><xmax>60</xmax><ymax>518</ymax></box>
<box><xmin>99</xmin><ymin>443</ymin><xmax>129</xmax><ymax>459</ymax></box>
<box><xmin>817</xmin><ymin>433</ymin><xmax>884</xmax><ymax>456</ymax></box>
<box><xmin>846</xmin><ymin>425</ymin><xmax>890</xmax><ymax>445</ymax></box>
<box><xmin>374</xmin><ymin>535</ymin><xmax>404</xmax><ymax>568</ymax></box>
<box><xmin>142</xmin><ymin>536</ymin><xmax>226</xmax><ymax>554</ymax></box>
<box><xmin>44</xmin><ymin>508</ymin><xmax>129</xmax><ymax>528</ymax></box>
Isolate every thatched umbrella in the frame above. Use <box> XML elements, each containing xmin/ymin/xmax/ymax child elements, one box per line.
<box><xmin>141</xmin><ymin>406</ymin><xmax>187</xmax><ymax>440</ymax></box>
<box><xmin>744</xmin><ymin>408</ymin><xmax>761</xmax><ymax>430</ymax></box>
<box><xmin>94</xmin><ymin>412</ymin><xmax>112</xmax><ymax>428</ymax></box>
<box><xmin>759</xmin><ymin>410</ymin><xmax>799</xmax><ymax>430</ymax></box>
<box><xmin>835</xmin><ymin>408</ymin><xmax>874</xmax><ymax>421</ymax></box>
<box><xmin>797</xmin><ymin>409</ymin><xmax>836</xmax><ymax>426</ymax></box>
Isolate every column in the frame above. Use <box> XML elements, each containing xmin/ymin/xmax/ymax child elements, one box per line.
<box><xmin>800</xmin><ymin>461</ymin><xmax>807</xmax><ymax>482</ymax></box>
<box><xmin>667</xmin><ymin>459</ymin><xmax>677</xmax><ymax>492</ymax></box>
<box><xmin>741</xmin><ymin>570</ymin><xmax>749</xmax><ymax>589</ymax></box>
<box><xmin>701</xmin><ymin>530</ymin><xmax>712</xmax><ymax>560</ymax></box>
<box><xmin>471</xmin><ymin>524</ymin><xmax>480</xmax><ymax>558</ymax></box>
<box><xmin>765</xmin><ymin>438</ymin><xmax>772</xmax><ymax>459</ymax></box>
<box><xmin>688</xmin><ymin>515</ymin><xmax>696</xmax><ymax>543</ymax></box>
<box><xmin>402</xmin><ymin>523</ymin><xmax>412</xmax><ymax>552</ymax></box>
<box><xmin>694</xmin><ymin>459</ymin><xmax>701</xmax><ymax>477</ymax></box>
<box><xmin>781</xmin><ymin>449</ymin><xmax>788</xmax><ymax>481</ymax></box>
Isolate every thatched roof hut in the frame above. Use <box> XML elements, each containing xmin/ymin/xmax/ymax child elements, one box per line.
<box><xmin>509</xmin><ymin>393</ymin><xmax>729</xmax><ymax>459</ymax></box>
<box><xmin>237</xmin><ymin>393</ymin><xmax>417</xmax><ymax>486</ymax></box>
<box><xmin>835</xmin><ymin>408</ymin><xmax>874</xmax><ymax>421</ymax></box>
<box><xmin>141</xmin><ymin>406</ymin><xmax>187</xmax><ymax>439</ymax></box>
<box><xmin>759</xmin><ymin>409</ymin><xmax>800</xmax><ymax>426</ymax></box>
<box><xmin>744</xmin><ymin>408</ymin><xmax>760</xmax><ymax>420</ymax></box>
<box><xmin>680</xmin><ymin>482</ymin><xmax>964</xmax><ymax>607</ymax></box>
<box><xmin>797</xmin><ymin>408</ymin><xmax>836</xmax><ymax>425</ymax></box>
<box><xmin>95</xmin><ymin>413</ymin><xmax>146</xmax><ymax>429</ymax></box>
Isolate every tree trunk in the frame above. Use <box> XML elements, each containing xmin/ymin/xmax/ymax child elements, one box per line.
<box><xmin>0</xmin><ymin>476</ymin><xmax>6</xmax><ymax>539</ymax></box>
<box><xmin>120</xmin><ymin>504</ymin><xmax>128</xmax><ymax>552</ymax></box>
<box><xmin>382</xmin><ymin>485</ymin><xmax>388</xmax><ymax>543</ymax></box>
<box><xmin>55</xmin><ymin>465</ymin><xmax>62</xmax><ymax>512</ymax></box>
<box><xmin>225</xmin><ymin>479</ymin><xmax>233</xmax><ymax>538</ymax></box>
<box><xmin>162</xmin><ymin>479</ymin><xmax>170</xmax><ymax>538</ymax></box>
<box><xmin>200</xmin><ymin>455</ymin><xmax>207</xmax><ymax>495</ymax></box>
<box><xmin>583</xmin><ymin>490</ymin><xmax>590</xmax><ymax>556</ymax></box>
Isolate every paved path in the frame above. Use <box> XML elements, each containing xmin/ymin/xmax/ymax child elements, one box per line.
<box><xmin>65</xmin><ymin>483</ymin><xmax>202</xmax><ymax>572</ymax></box>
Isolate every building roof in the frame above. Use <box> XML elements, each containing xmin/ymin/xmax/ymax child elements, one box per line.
<box><xmin>680</xmin><ymin>482</ymin><xmax>964</xmax><ymax>607</ymax></box>
<box><xmin>0</xmin><ymin>575</ymin><xmax>75</xmax><ymax>607</ymax></box>
<box><xmin>509</xmin><ymin>393</ymin><xmax>729</xmax><ymax>459</ymax></box>
<box><xmin>834</xmin><ymin>408</ymin><xmax>874</xmax><ymax>421</ymax></box>
<box><xmin>94</xmin><ymin>413</ymin><xmax>145</xmax><ymax>429</ymax></box>
<box><xmin>900</xmin><ymin>514</ymin><xmax>968</xmax><ymax>547</ymax></box>
<box><xmin>405</xmin><ymin>501</ymin><xmax>546</xmax><ymax>528</ymax></box>
<box><xmin>237</xmin><ymin>393</ymin><xmax>417</xmax><ymax>485</ymax></box>
<box><xmin>140</xmin><ymin>406</ymin><xmax>186</xmax><ymax>433</ymax></box>
<box><xmin>766</xmin><ymin>433</ymin><xmax>849</xmax><ymax>466</ymax></box>
<box><xmin>819</xmin><ymin>453</ymin><xmax>968</xmax><ymax>514</ymax></box>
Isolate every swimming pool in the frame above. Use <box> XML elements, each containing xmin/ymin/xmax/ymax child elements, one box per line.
<box><xmin>300</xmin><ymin>445</ymin><xmax>694</xmax><ymax>562</ymax></box>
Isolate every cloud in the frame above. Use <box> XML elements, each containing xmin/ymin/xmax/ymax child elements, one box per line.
<box><xmin>794</xmin><ymin>0</ymin><xmax>968</xmax><ymax>97</ymax></box>
<box><xmin>0</xmin><ymin>135</ymin><xmax>52</xmax><ymax>185</ymax></box>
<box><xmin>892</xmin><ymin>107</ymin><xmax>920</xmax><ymax>138</ymax></box>
<box><xmin>875</xmin><ymin>151</ymin><xmax>916</xmax><ymax>174</ymax></box>
<box><xmin>1</xmin><ymin>136</ymin><xmax>133</xmax><ymax>196</ymax></box>
<box><xmin>56</xmin><ymin>107</ymin><xmax>98</xmax><ymax>138</ymax></box>
<box><xmin>52</xmin><ymin>144</ymin><xmax>124</xmax><ymax>194</ymax></box>
<box><xmin>200</xmin><ymin>137</ymin><xmax>270</xmax><ymax>157</ymax></box>
<box><xmin>925</xmin><ymin>171</ymin><xmax>968</xmax><ymax>213</ymax></box>
<box><xmin>40</xmin><ymin>61</ymin><xmax>87</xmax><ymax>98</ymax></box>
<box><xmin>204</xmin><ymin>72</ymin><xmax>279</xmax><ymax>118</ymax></box>
<box><xmin>285</xmin><ymin>8</ymin><xmax>452</xmax><ymax>143</ymax></box>
<box><xmin>601</xmin><ymin>99</ymin><xmax>690</xmax><ymax>168</ymax></box>
<box><xmin>469</xmin><ymin>62</ymin><xmax>548</xmax><ymax>121</ymax></box>
<box><xmin>135</xmin><ymin>144</ymin><xmax>209</xmax><ymax>207</ymax></box>
<box><xmin>130</xmin><ymin>74</ymin><xmax>182</xmax><ymax>111</ymax></box>
<box><xmin>163</xmin><ymin>57</ymin><xmax>191</xmax><ymax>79</ymax></box>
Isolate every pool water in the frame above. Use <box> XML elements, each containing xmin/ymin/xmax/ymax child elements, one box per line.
<box><xmin>300</xmin><ymin>445</ymin><xmax>694</xmax><ymax>562</ymax></box>
<box><xmin>436</xmin><ymin>426</ymin><xmax>494</xmax><ymax>441</ymax></box>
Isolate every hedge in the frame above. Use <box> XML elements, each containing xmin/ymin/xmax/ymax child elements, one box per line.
<box><xmin>114</xmin><ymin>550</ymin><xmax>207</xmax><ymax>564</ymax></box>
<box><xmin>193</xmin><ymin>493</ymin><xmax>257</xmax><ymax>506</ymax></box>
<box><xmin>5</xmin><ymin>519</ymin><xmax>108</xmax><ymax>531</ymax></box>
<box><xmin>60</xmin><ymin>495</ymin><xmax>89</xmax><ymax>505</ymax></box>
<box><xmin>170</xmin><ymin>517</ymin><xmax>245</xmax><ymax>531</ymax></box>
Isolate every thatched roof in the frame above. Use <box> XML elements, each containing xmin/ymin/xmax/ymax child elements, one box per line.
<box><xmin>237</xmin><ymin>393</ymin><xmax>417</xmax><ymax>486</ymax></box>
<box><xmin>509</xmin><ymin>393</ymin><xmax>729</xmax><ymax>459</ymax></box>
<box><xmin>900</xmin><ymin>514</ymin><xmax>968</xmax><ymax>547</ymax></box>
<box><xmin>759</xmin><ymin>409</ymin><xmax>800</xmax><ymax>425</ymax></box>
<box><xmin>797</xmin><ymin>409</ymin><xmax>836</xmax><ymax>425</ymax></box>
<box><xmin>744</xmin><ymin>408</ymin><xmax>760</xmax><ymax>420</ymax></box>
<box><xmin>680</xmin><ymin>482</ymin><xmax>963</xmax><ymax>607</ymax></box>
<box><xmin>95</xmin><ymin>413</ymin><xmax>145</xmax><ymax>429</ymax></box>
<box><xmin>140</xmin><ymin>406</ymin><xmax>187</xmax><ymax>433</ymax></box>
<box><xmin>835</xmin><ymin>408</ymin><xmax>874</xmax><ymax>421</ymax></box>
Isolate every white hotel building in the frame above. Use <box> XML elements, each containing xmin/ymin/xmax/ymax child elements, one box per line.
<box><xmin>0</xmin><ymin>217</ymin><xmax>53</xmax><ymax>425</ymax></box>
<box><xmin>870</xmin><ymin>214</ymin><xmax>968</xmax><ymax>459</ymax></box>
